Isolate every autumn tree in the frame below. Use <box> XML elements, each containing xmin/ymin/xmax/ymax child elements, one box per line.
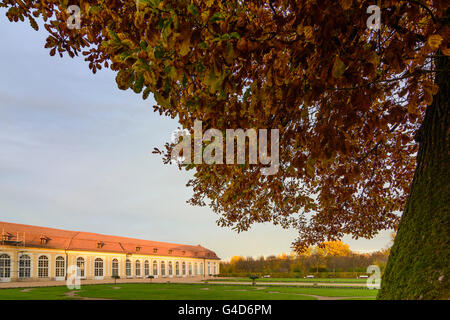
<box><xmin>276</xmin><ymin>253</ymin><xmax>289</xmax><ymax>260</ymax></box>
<box><xmin>1</xmin><ymin>0</ymin><xmax>448</xmax><ymax>299</ymax></box>
<box><xmin>320</xmin><ymin>240</ymin><xmax>351</xmax><ymax>274</ymax></box>
<box><xmin>310</xmin><ymin>246</ymin><xmax>326</xmax><ymax>274</ymax></box>
<box><xmin>320</xmin><ymin>241</ymin><xmax>351</xmax><ymax>257</ymax></box>
<box><xmin>230</xmin><ymin>255</ymin><xmax>245</xmax><ymax>265</ymax></box>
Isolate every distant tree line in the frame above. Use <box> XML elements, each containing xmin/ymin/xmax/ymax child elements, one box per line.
<box><xmin>219</xmin><ymin>241</ymin><xmax>391</xmax><ymax>278</ymax></box>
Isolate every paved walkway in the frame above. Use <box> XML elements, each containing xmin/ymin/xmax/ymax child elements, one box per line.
<box><xmin>0</xmin><ymin>276</ymin><xmax>209</xmax><ymax>289</ymax></box>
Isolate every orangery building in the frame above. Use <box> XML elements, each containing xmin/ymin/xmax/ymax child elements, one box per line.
<box><xmin>0</xmin><ymin>221</ymin><xmax>220</xmax><ymax>282</ymax></box>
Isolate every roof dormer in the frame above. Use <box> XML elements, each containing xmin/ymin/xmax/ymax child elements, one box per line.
<box><xmin>40</xmin><ymin>235</ymin><xmax>50</xmax><ymax>245</ymax></box>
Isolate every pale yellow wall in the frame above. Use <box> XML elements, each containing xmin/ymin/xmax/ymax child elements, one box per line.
<box><xmin>0</xmin><ymin>245</ymin><xmax>219</xmax><ymax>282</ymax></box>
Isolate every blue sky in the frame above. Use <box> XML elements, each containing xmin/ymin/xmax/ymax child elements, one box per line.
<box><xmin>0</xmin><ymin>14</ymin><xmax>392</xmax><ymax>260</ymax></box>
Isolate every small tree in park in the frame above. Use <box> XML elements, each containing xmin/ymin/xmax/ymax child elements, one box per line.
<box><xmin>112</xmin><ymin>275</ymin><xmax>120</xmax><ymax>285</ymax></box>
<box><xmin>249</xmin><ymin>275</ymin><xmax>259</xmax><ymax>286</ymax></box>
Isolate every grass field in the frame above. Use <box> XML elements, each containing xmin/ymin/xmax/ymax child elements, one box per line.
<box><xmin>0</xmin><ymin>283</ymin><xmax>377</xmax><ymax>300</ymax></box>
<box><xmin>207</xmin><ymin>277</ymin><xmax>368</xmax><ymax>284</ymax></box>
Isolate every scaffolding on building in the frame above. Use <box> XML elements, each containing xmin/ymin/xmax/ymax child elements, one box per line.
<box><xmin>1</xmin><ymin>229</ymin><xmax>25</xmax><ymax>247</ymax></box>
<box><xmin>1</xmin><ymin>229</ymin><xmax>26</xmax><ymax>280</ymax></box>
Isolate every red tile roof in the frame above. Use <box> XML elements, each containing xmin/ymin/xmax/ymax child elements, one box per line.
<box><xmin>0</xmin><ymin>221</ymin><xmax>220</xmax><ymax>260</ymax></box>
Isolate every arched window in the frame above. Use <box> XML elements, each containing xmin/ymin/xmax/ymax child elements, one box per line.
<box><xmin>207</xmin><ymin>262</ymin><xmax>211</xmax><ymax>275</ymax></box>
<box><xmin>175</xmin><ymin>262</ymin><xmax>180</xmax><ymax>276</ymax></box>
<box><xmin>126</xmin><ymin>259</ymin><xmax>132</xmax><ymax>277</ymax></box>
<box><xmin>182</xmin><ymin>262</ymin><xmax>186</xmax><ymax>275</ymax></box>
<box><xmin>152</xmin><ymin>260</ymin><xmax>158</xmax><ymax>275</ymax></box>
<box><xmin>135</xmin><ymin>260</ymin><xmax>141</xmax><ymax>277</ymax></box>
<box><xmin>38</xmin><ymin>256</ymin><xmax>49</xmax><ymax>278</ymax></box>
<box><xmin>194</xmin><ymin>263</ymin><xmax>198</xmax><ymax>276</ymax></box>
<box><xmin>160</xmin><ymin>261</ymin><xmax>166</xmax><ymax>276</ymax></box>
<box><xmin>144</xmin><ymin>260</ymin><xmax>150</xmax><ymax>277</ymax></box>
<box><xmin>214</xmin><ymin>262</ymin><xmax>217</xmax><ymax>275</ymax></box>
<box><xmin>0</xmin><ymin>254</ymin><xmax>11</xmax><ymax>279</ymax></box>
<box><xmin>112</xmin><ymin>259</ymin><xmax>119</xmax><ymax>277</ymax></box>
<box><xmin>188</xmin><ymin>262</ymin><xmax>192</xmax><ymax>276</ymax></box>
<box><xmin>94</xmin><ymin>258</ymin><xmax>103</xmax><ymax>277</ymax></box>
<box><xmin>168</xmin><ymin>261</ymin><xmax>173</xmax><ymax>276</ymax></box>
<box><xmin>19</xmin><ymin>255</ymin><xmax>31</xmax><ymax>278</ymax></box>
<box><xmin>55</xmin><ymin>256</ymin><xmax>65</xmax><ymax>279</ymax></box>
<box><xmin>200</xmin><ymin>262</ymin><xmax>204</xmax><ymax>275</ymax></box>
<box><xmin>76</xmin><ymin>257</ymin><xmax>85</xmax><ymax>278</ymax></box>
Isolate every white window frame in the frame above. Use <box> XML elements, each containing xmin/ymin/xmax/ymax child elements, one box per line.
<box><xmin>55</xmin><ymin>256</ymin><xmax>66</xmax><ymax>281</ymax></box>
<box><xmin>144</xmin><ymin>260</ymin><xmax>150</xmax><ymax>277</ymax></box>
<box><xmin>126</xmin><ymin>259</ymin><xmax>132</xmax><ymax>278</ymax></box>
<box><xmin>160</xmin><ymin>261</ymin><xmax>166</xmax><ymax>277</ymax></box>
<box><xmin>112</xmin><ymin>258</ymin><xmax>120</xmax><ymax>277</ymax></box>
<box><xmin>135</xmin><ymin>259</ymin><xmax>142</xmax><ymax>278</ymax></box>
<box><xmin>37</xmin><ymin>254</ymin><xmax>50</xmax><ymax>278</ymax></box>
<box><xmin>18</xmin><ymin>253</ymin><xmax>33</xmax><ymax>279</ymax></box>
<box><xmin>0</xmin><ymin>253</ymin><xmax>11</xmax><ymax>282</ymax></box>
<box><xmin>94</xmin><ymin>257</ymin><xmax>104</xmax><ymax>280</ymax></box>
<box><xmin>152</xmin><ymin>260</ymin><xmax>158</xmax><ymax>278</ymax></box>
<box><xmin>76</xmin><ymin>256</ymin><xmax>86</xmax><ymax>279</ymax></box>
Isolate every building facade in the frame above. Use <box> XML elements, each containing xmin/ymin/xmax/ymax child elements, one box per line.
<box><xmin>0</xmin><ymin>221</ymin><xmax>220</xmax><ymax>282</ymax></box>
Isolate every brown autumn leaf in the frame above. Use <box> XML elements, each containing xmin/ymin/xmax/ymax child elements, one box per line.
<box><xmin>1</xmin><ymin>0</ymin><xmax>447</xmax><ymax>261</ymax></box>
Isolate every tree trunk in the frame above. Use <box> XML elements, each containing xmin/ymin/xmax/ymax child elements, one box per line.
<box><xmin>377</xmin><ymin>50</ymin><xmax>449</xmax><ymax>299</ymax></box>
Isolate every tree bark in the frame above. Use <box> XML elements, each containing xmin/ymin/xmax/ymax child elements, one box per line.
<box><xmin>378</xmin><ymin>50</ymin><xmax>449</xmax><ymax>299</ymax></box>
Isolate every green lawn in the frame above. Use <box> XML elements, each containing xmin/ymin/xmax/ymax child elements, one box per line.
<box><xmin>207</xmin><ymin>277</ymin><xmax>368</xmax><ymax>283</ymax></box>
<box><xmin>0</xmin><ymin>283</ymin><xmax>377</xmax><ymax>300</ymax></box>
